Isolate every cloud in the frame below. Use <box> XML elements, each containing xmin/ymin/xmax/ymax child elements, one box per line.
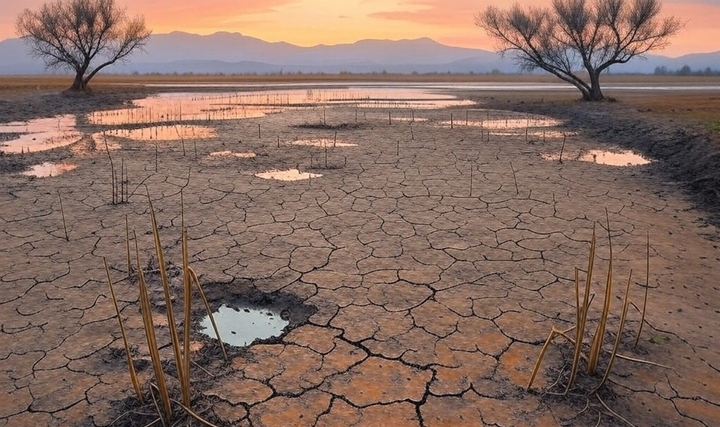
<box><xmin>144</xmin><ymin>0</ymin><xmax>299</xmax><ymax>15</ymax></box>
<box><xmin>368</xmin><ymin>0</ymin><xmax>509</xmax><ymax>26</ymax></box>
<box><xmin>131</xmin><ymin>0</ymin><xmax>303</xmax><ymax>35</ymax></box>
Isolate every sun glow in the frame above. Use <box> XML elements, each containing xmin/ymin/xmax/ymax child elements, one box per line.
<box><xmin>0</xmin><ymin>0</ymin><xmax>716</xmax><ymax>56</ymax></box>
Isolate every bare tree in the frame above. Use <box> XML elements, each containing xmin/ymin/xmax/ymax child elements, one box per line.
<box><xmin>16</xmin><ymin>0</ymin><xmax>151</xmax><ymax>92</ymax></box>
<box><xmin>476</xmin><ymin>0</ymin><xmax>682</xmax><ymax>101</ymax></box>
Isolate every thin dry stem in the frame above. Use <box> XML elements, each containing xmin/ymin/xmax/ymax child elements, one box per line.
<box><xmin>146</xmin><ymin>189</ymin><xmax>187</xmax><ymax>401</ymax></box>
<box><xmin>104</xmin><ymin>257</ymin><xmax>143</xmax><ymax>402</ymax></box>
<box><xmin>181</xmin><ymin>192</ymin><xmax>192</xmax><ymax>406</ymax></box>
<box><xmin>565</xmin><ymin>225</ymin><xmax>595</xmax><ymax>393</ymax></box>
<box><xmin>596</xmin><ymin>393</ymin><xmax>636</xmax><ymax>427</ymax></box>
<box><xmin>125</xmin><ymin>215</ymin><xmax>132</xmax><ymax>277</ymax></box>
<box><xmin>510</xmin><ymin>161</ymin><xmax>519</xmax><ymax>195</ymax></box>
<box><xmin>171</xmin><ymin>399</ymin><xmax>221</xmax><ymax>427</ymax></box>
<box><xmin>588</xmin><ymin>212</ymin><xmax>613</xmax><ymax>375</ymax></box>
<box><xmin>635</xmin><ymin>231</ymin><xmax>650</xmax><ymax>347</ymax></box>
<box><xmin>136</xmin><ymin>237</ymin><xmax>172</xmax><ymax>420</ymax></box>
<box><xmin>528</xmin><ymin>327</ymin><xmax>562</xmax><ymax>390</ymax></box>
<box><xmin>189</xmin><ymin>267</ymin><xmax>228</xmax><ymax>361</ymax></box>
<box><xmin>594</xmin><ymin>271</ymin><xmax>633</xmax><ymax>393</ymax></box>
<box><xmin>58</xmin><ymin>191</ymin><xmax>69</xmax><ymax>241</ymax></box>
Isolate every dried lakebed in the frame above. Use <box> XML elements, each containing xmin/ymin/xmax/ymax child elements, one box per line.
<box><xmin>0</xmin><ymin>89</ymin><xmax>718</xmax><ymax>427</ymax></box>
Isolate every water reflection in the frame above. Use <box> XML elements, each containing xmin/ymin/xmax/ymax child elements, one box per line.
<box><xmin>102</xmin><ymin>125</ymin><xmax>216</xmax><ymax>141</ymax></box>
<box><xmin>542</xmin><ymin>149</ymin><xmax>651</xmax><ymax>166</ymax></box>
<box><xmin>0</xmin><ymin>115</ymin><xmax>81</xmax><ymax>153</ymax></box>
<box><xmin>88</xmin><ymin>95</ymin><xmax>274</xmax><ymax>125</ymax></box>
<box><xmin>21</xmin><ymin>162</ymin><xmax>77</xmax><ymax>177</ymax></box>
<box><xmin>199</xmin><ymin>304</ymin><xmax>288</xmax><ymax>347</ymax></box>
<box><xmin>255</xmin><ymin>168</ymin><xmax>322</xmax><ymax>181</ymax></box>
<box><xmin>440</xmin><ymin>117</ymin><xmax>563</xmax><ymax>129</ymax></box>
<box><xmin>579</xmin><ymin>149</ymin><xmax>651</xmax><ymax>166</ymax></box>
<box><xmin>87</xmin><ymin>88</ymin><xmax>475</xmax><ymax>126</ymax></box>
<box><xmin>289</xmin><ymin>138</ymin><xmax>357</xmax><ymax>148</ymax></box>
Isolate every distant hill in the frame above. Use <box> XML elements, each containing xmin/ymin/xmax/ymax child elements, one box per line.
<box><xmin>1</xmin><ymin>32</ymin><xmax>718</xmax><ymax>75</ymax></box>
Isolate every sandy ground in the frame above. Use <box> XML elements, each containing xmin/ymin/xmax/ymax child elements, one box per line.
<box><xmin>0</xmin><ymin>86</ymin><xmax>719</xmax><ymax>427</ymax></box>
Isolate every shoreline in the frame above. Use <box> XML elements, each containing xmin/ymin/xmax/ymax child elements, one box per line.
<box><xmin>3</xmin><ymin>78</ymin><xmax>719</xmax><ymax>227</ymax></box>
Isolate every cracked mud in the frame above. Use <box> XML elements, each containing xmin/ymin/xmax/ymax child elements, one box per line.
<box><xmin>1</xmin><ymin>89</ymin><xmax>719</xmax><ymax>427</ymax></box>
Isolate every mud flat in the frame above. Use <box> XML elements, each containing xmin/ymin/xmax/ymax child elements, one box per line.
<box><xmin>0</xmin><ymin>82</ymin><xmax>719</xmax><ymax>427</ymax></box>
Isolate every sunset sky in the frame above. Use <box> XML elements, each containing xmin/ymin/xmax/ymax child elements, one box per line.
<box><xmin>1</xmin><ymin>0</ymin><xmax>719</xmax><ymax>57</ymax></box>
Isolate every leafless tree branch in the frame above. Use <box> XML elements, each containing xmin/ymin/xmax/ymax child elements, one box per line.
<box><xmin>476</xmin><ymin>0</ymin><xmax>682</xmax><ymax>100</ymax></box>
<box><xmin>16</xmin><ymin>0</ymin><xmax>151</xmax><ymax>91</ymax></box>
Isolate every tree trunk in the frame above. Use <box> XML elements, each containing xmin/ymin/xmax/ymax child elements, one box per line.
<box><xmin>587</xmin><ymin>71</ymin><xmax>604</xmax><ymax>101</ymax></box>
<box><xmin>69</xmin><ymin>71</ymin><xmax>88</xmax><ymax>91</ymax></box>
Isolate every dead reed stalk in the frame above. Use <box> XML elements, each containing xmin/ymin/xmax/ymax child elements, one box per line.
<box><xmin>510</xmin><ymin>161</ymin><xmax>519</xmax><ymax>195</ymax></box>
<box><xmin>57</xmin><ymin>191</ymin><xmax>68</xmax><ymax>241</ymax></box>
<box><xmin>527</xmin><ymin>212</ymin><xmax>658</xmax><ymax>408</ymax></box>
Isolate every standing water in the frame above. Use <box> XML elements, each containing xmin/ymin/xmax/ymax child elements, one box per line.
<box><xmin>199</xmin><ymin>304</ymin><xmax>289</xmax><ymax>347</ymax></box>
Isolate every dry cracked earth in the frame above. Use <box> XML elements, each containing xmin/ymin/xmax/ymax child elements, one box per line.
<box><xmin>1</xmin><ymin>93</ymin><xmax>719</xmax><ymax>426</ymax></box>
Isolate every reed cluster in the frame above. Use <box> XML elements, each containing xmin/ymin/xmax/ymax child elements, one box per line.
<box><xmin>528</xmin><ymin>211</ymin><xmax>655</xmax><ymax>398</ymax></box>
<box><xmin>104</xmin><ymin>191</ymin><xmax>227</xmax><ymax>425</ymax></box>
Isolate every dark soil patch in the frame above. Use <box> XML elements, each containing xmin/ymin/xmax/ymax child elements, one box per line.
<box><xmin>99</xmin><ymin>278</ymin><xmax>316</xmax><ymax>427</ymax></box>
<box><xmin>196</xmin><ymin>278</ymin><xmax>316</xmax><ymax>353</ymax></box>
<box><xmin>0</xmin><ymin>146</ymin><xmax>74</xmax><ymax>174</ymax></box>
<box><xmin>0</xmin><ymin>87</ymin><xmax>152</xmax><ymax>123</ymax></box>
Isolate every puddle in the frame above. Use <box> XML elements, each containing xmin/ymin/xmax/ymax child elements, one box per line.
<box><xmin>542</xmin><ymin>149</ymin><xmax>652</xmax><ymax>166</ymax></box>
<box><xmin>87</xmin><ymin>94</ymin><xmax>276</xmax><ymax>125</ymax></box>
<box><xmin>354</xmin><ymin>99</ymin><xmax>474</xmax><ymax>109</ymax></box>
<box><xmin>578</xmin><ymin>150</ymin><xmax>652</xmax><ymax>166</ymax></box>
<box><xmin>289</xmin><ymin>138</ymin><xmax>358</xmax><ymax>148</ymax></box>
<box><xmin>0</xmin><ymin>115</ymin><xmax>81</xmax><ymax>153</ymax></box>
<box><xmin>440</xmin><ymin>117</ymin><xmax>563</xmax><ymax>129</ymax></box>
<box><xmin>255</xmin><ymin>168</ymin><xmax>322</xmax><ymax>181</ymax></box>
<box><xmin>388</xmin><ymin>117</ymin><xmax>428</xmax><ymax>123</ymax></box>
<box><xmin>199</xmin><ymin>304</ymin><xmax>288</xmax><ymax>347</ymax></box>
<box><xmin>209</xmin><ymin>151</ymin><xmax>257</xmax><ymax>158</ymax></box>
<box><xmin>20</xmin><ymin>162</ymin><xmax>77</xmax><ymax>177</ymax></box>
<box><xmin>87</xmin><ymin>88</ymin><xmax>475</xmax><ymax>126</ymax></box>
<box><xmin>101</xmin><ymin>125</ymin><xmax>216</xmax><ymax>141</ymax></box>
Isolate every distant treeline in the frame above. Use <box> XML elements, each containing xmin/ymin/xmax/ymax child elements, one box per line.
<box><xmin>128</xmin><ymin>69</ymin><xmax>515</xmax><ymax>77</ymax></box>
<box><xmin>121</xmin><ymin>68</ymin><xmax>720</xmax><ymax>77</ymax></box>
<box><xmin>654</xmin><ymin>65</ymin><xmax>720</xmax><ymax>76</ymax></box>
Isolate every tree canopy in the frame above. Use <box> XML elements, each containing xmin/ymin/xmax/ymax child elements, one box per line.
<box><xmin>476</xmin><ymin>0</ymin><xmax>682</xmax><ymax>101</ymax></box>
<box><xmin>16</xmin><ymin>0</ymin><xmax>151</xmax><ymax>92</ymax></box>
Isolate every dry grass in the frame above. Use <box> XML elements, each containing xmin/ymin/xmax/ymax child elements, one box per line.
<box><xmin>526</xmin><ymin>212</ymin><xmax>663</xmax><ymax>426</ymax></box>
<box><xmin>619</xmin><ymin>93</ymin><xmax>720</xmax><ymax>130</ymax></box>
<box><xmin>105</xmin><ymin>191</ymin><xmax>225</xmax><ymax>426</ymax></box>
<box><xmin>527</xmin><ymin>211</ymin><xmax>650</xmax><ymax>394</ymax></box>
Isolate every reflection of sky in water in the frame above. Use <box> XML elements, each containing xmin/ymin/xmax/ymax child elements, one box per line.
<box><xmin>289</xmin><ymin>138</ymin><xmax>357</xmax><ymax>147</ymax></box>
<box><xmin>21</xmin><ymin>162</ymin><xmax>77</xmax><ymax>177</ymax></box>
<box><xmin>439</xmin><ymin>117</ymin><xmax>563</xmax><ymax>129</ymax></box>
<box><xmin>101</xmin><ymin>125</ymin><xmax>216</xmax><ymax>141</ymax></box>
<box><xmin>579</xmin><ymin>150</ymin><xmax>651</xmax><ymax>166</ymax></box>
<box><xmin>87</xmin><ymin>87</ymin><xmax>475</xmax><ymax>125</ymax></box>
<box><xmin>0</xmin><ymin>115</ymin><xmax>81</xmax><ymax>153</ymax></box>
<box><xmin>255</xmin><ymin>168</ymin><xmax>323</xmax><ymax>181</ymax></box>
<box><xmin>88</xmin><ymin>96</ymin><xmax>273</xmax><ymax>125</ymax></box>
<box><xmin>199</xmin><ymin>304</ymin><xmax>288</xmax><ymax>347</ymax></box>
<box><xmin>543</xmin><ymin>149</ymin><xmax>651</xmax><ymax>166</ymax></box>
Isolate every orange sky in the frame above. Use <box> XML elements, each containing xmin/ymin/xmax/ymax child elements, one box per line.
<box><xmin>2</xmin><ymin>0</ymin><xmax>719</xmax><ymax>57</ymax></box>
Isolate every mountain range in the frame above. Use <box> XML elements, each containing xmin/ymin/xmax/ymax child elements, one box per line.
<box><xmin>1</xmin><ymin>31</ymin><xmax>718</xmax><ymax>75</ymax></box>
